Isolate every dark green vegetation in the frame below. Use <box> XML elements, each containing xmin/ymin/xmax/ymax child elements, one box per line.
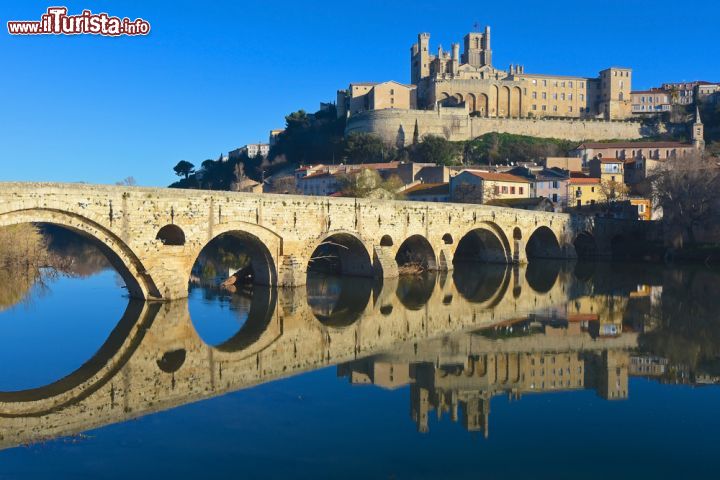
<box><xmin>169</xmin><ymin>103</ymin><xmax>580</xmax><ymax>190</ymax></box>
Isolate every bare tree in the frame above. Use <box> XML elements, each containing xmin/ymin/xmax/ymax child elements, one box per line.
<box><xmin>599</xmin><ymin>178</ymin><xmax>630</xmax><ymax>203</ymax></box>
<box><xmin>115</xmin><ymin>176</ymin><xmax>137</xmax><ymax>186</ymax></box>
<box><xmin>652</xmin><ymin>154</ymin><xmax>720</xmax><ymax>246</ymax></box>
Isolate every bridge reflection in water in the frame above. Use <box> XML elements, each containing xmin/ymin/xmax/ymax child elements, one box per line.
<box><xmin>0</xmin><ymin>262</ymin><xmax>646</xmax><ymax>449</ymax></box>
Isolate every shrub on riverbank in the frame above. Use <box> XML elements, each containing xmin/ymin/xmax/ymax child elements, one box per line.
<box><xmin>0</xmin><ymin>224</ymin><xmax>48</xmax><ymax>269</ymax></box>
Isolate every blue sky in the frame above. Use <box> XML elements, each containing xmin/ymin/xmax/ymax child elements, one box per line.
<box><xmin>1</xmin><ymin>0</ymin><xmax>718</xmax><ymax>186</ymax></box>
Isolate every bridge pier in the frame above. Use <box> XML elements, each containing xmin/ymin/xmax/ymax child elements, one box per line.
<box><xmin>373</xmin><ymin>246</ymin><xmax>399</xmax><ymax>279</ymax></box>
<box><xmin>437</xmin><ymin>246</ymin><xmax>455</xmax><ymax>272</ymax></box>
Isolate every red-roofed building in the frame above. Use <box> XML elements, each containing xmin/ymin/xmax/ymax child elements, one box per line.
<box><xmin>295</xmin><ymin>162</ymin><xmax>401</xmax><ymax>196</ymax></box>
<box><xmin>450</xmin><ymin>169</ymin><xmax>531</xmax><ymax>204</ymax></box>
<box><xmin>567</xmin><ymin>176</ymin><xmax>601</xmax><ymax>207</ymax></box>
<box><xmin>402</xmin><ymin>182</ymin><xmax>450</xmax><ymax>202</ymax></box>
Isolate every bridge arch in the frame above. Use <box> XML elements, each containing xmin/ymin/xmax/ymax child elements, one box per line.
<box><xmin>0</xmin><ymin>300</ymin><xmax>156</xmax><ymax>416</ymax></box>
<box><xmin>526</xmin><ymin>226</ymin><xmax>562</xmax><ymax>259</ymax></box>
<box><xmin>395</xmin><ymin>234</ymin><xmax>437</xmax><ymax>271</ymax></box>
<box><xmin>574</xmin><ymin>231</ymin><xmax>599</xmax><ymax>259</ymax></box>
<box><xmin>453</xmin><ymin>264</ymin><xmax>511</xmax><ymax>306</ymax></box>
<box><xmin>308</xmin><ymin>231</ymin><xmax>373</xmax><ymax>277</ymax></box>
<box><xmin>380</xmin><ymin>234</ymin><xmax>394</xmax><ymax>247</ymax></box>
<box><xmin>454</xmin><ymin>223</ymin><xmax>511</xmax><ymax>264</ymax></box>
<box><xmin>192</xmin><ymin>224</ymin><xmax>279</xmax><ymax>287</ymax></box>
<box><xmin>0</xmin><ymin>208</ymin><xmax>161</xmax><ymax>300</ymax></box>
<box><xmin>307</xmin><ymin>275</ymin><xmax>373</xmax><ymax>327</ymax></box>
<box><xmin>156</xmin><ymin>224</ymin><xmax>185</xmax><ymax>246</ymax></box>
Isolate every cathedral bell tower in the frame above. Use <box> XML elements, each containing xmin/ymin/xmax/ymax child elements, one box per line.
<box><xmin>692</xmin><ymin>106</ymin><xmax>705</xmax><ymax>151</ymax></box>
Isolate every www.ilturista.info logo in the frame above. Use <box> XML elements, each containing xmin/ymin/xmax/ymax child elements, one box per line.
<box><xmin>7</xmin><ymin>7</ymin><xmax>150</xmax><ymax>36</ymax></box>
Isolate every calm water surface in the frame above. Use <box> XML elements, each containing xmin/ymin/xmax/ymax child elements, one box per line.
<box><xmin>0</xmin><ymin>254</ymin><xmax>719</xmax><ymax>479</ymax></box>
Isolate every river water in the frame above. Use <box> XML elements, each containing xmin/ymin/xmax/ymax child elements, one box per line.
<box><xmin>0</xmin><ymin>250</ymin><xmax>719</xmax><ymax>479</ymax></box>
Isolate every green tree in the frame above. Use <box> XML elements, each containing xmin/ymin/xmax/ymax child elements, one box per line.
<box><xmin>411</xmin><ymin>135</ymin><xmax>461</xmax><ymax>165</ymax></box>
<box><xmin>344</xmin><ymin>133</ymin><xmax>392</xmax><ymax>164</ymax></box>
<box><xmin>173</xmin><ymin>160</ymin><xmax>195</xmax><ymax>180</ymax></box>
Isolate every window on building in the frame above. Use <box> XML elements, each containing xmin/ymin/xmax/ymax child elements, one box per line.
<box><xmin>542</xmin><ymin>105</ymin><xmax>547</xmax><ymax>111</ymax></box>
<box><xmin>532</xmin><ymin>104</ymin><xmax>537</xmax><ymax>110</ymax></box>
<box><xmin>552</xmin><ymin>181</ymin><xmax>559</xmax><ymax>188</ymax></box>
<box><xmin>561</xmin><ymin>93</ymin><xmax>565</xmax><ymax>100</ymax></box>
<box><xmin>502</xmin><ymin>186</ymin><xmax>508</xmax><ymax>194</ymax></box>
<box><xmin>580</xmin><ymin>94</ymin><xmax>585</xmax><ymax>101</ymax></box>
<box><xmin>542</xmin><ymin>92</ymin><xmax>547</xmax><ymax>100</ymax></box>
<box><xmin>553</xmin><ymin>105</ymin><xmax>558</xmax><ymax>112</ymax></box>
<box><xmin>519</xmin><ymin>187</ymin><xmax>524</xmax><ymax>194</ymax></box>
<box><xmin>543</xmin><ymin>79</ymin><xmax>547</xmax><ymax>87</ymax></box>
<box><xmin>532</xmin><ymin>79</ymin><xmax>537</xmax><ymax>85</ymax></box>
<box><xmin>569</xmin><ymin>81</ymin><xmax>573</xmax><ymax>88</ymax></box>
<box><xmin>569</xmin><ymin>93</ymin><xmax>573</xmax><ymax>100</ymax></box>
<box><xmin>552</xmin><ymin>193</ymin><xmax>558</xmax><ymax>202</ymax></box>
<box><xmin>552</xmin><ymin>93</ymin><xmax>557</xmax><ymax>100</ymax></box>
<box><xmin>510</xmin><ymin>186</ymin><xmax>516</xmax><ymax>194</ymax></box>
<box><xmin>569</xmin><ymin>106</ymin><xmax>573</xmax><ymax>112</ymax></box>
<box><xmin>532</xmin><ymin>91</ymin><xmax>537</xmax><ymax>99</ymax></box>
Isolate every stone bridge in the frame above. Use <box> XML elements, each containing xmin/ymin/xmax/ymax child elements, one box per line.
<box><xmin>0</xmin><ymin>264</ymin><xmax>637</xmax><ymax>449</ymax></box>
<box><xmin>0</xmin><ymin>182</ymin><xmax>644</xmax><ymax>300</ymax></box>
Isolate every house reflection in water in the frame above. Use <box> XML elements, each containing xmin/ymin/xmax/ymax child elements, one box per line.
<box><xmin>338</xmin><ymin>310</ymin><xmax>634</xmax><ymax>437</ymax></box>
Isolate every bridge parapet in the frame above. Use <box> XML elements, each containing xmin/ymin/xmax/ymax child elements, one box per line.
<box><xmin>0</xmin><ymin>182</ymin><xmax>647</xmax><ymax>300</ymax></box>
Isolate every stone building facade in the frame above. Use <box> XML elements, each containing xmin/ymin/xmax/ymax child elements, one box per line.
<box><xmin>338</xmin><ymin>27</ymin><xmax>632</xmax><ymax>123</ymax></box>
<box><xmin>409</xmin><ymin>27</ymin><xmax>631</xmax><ymax>120</ymax></box>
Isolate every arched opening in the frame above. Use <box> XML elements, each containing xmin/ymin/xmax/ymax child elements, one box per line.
<box><xmin>307</xmin><ymin>274</ymin><xmax>372</xmax><ymax>327</ymax></box>
<box><xmin>468</xmin><ymin>93</ymin><xmax>477</xmax><ymax>113</ymax></box>
<box><xmin>193</xmin><ymin>285</ymin><xmax>277</xmax><ymax>352</ymax></box>
<box><xmin>574</xmin><ymin>232</ymin><xmax>599</xmax><ymax>259</ymax></box>
<box><xmin>156</xmin><ymin>349</ymin><xmax>187</xmax><ymax>374</ymax></box>
<box><xmin>395</xmin><ymin>235</ymin><xmax>437</xmax><ymax>274</ymax></box>
<box><xmin>453</xmin><ymin>264</ymin><xmax>510</xmax><ymax>304</ymax></box>
<box><xmin>190</xmin><ymin>230</ymin><xmax>277</xmax><ymax>290</ymax></box>
<box><xmin>442</xmin><ymin>233</ymin><xmax>453</xmax><ymax>245</ymax></box>
<box><xmin>0</xmin><ymin>214</ymin><xmax>159</xmax><ymax>301</ymax></box>
<box><xmin>0</xmin><ymin>299</ymin><xmax>153</xmax><ymax>404</ymax></box>
<box><xmin>380</xmin><ymin>235</ymin><xmax>394</xmax><ymax>247</ymax></box>
<box><xmin>526</xmin><ymin>226</ymin><xmax>562</xmax><ymax>259</ymax></box>
<box><xmin>525</xmin><ymin>260</ymin><xmax>561</xmax><ymax>294</ymax></box>
<box><xmin>396</xmin><ymin>272</ymin><xmax>437</xmax><ymax>310</ymax></box>
<box><xmin>156</xmin><ymin>224</ymin><xmax>185</xmax><ymax>246</ymax></box>
<box><xmin>479</xmin><ymin>93</ymin><xmax>489</xmax><ymax>117</ymax></box>
<box><xmin>454</xmin><ymin>227</ymin><xmax>509</xmax><ymax>264</ymax></box>
<box><xmin>308</xmin><ymin>233</ymin><xmax>373</xmax><ymax>277</ymax></box>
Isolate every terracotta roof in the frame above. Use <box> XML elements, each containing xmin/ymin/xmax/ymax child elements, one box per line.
<box><xmin>463</xmin><ymin>170</ymin><xmax>531</xmax><ymax>183</ymax></box>
<box><xmin>301</xmin><ymin>172</ymin><xmax>335</xmax><ymax>180</ymax></box>
<box><xmin>296</xmin><ymin>164</ymin><xmax>324</xmax><ymax>172</ymax></box>
<box><xmin>568</xmin><ymin>177</ymin><xmax>600</xmax><ymax>185</ymax></box>
<box><xmin>575</xmin><ymin>141</ymin><xmax>691</xmax><ymax>149</ymax></box>
<box><xmin>568</xmin><ymin>313</ymin><xmax>599</xmax><ymax>322</ymax></box>
<box><xmin>359</xmin><ymin>161</ymin><xmax>400</xmax><ymax>170</ymax></box>
<box><xmin>403</xmin><ymin>183</ymin><xmax>449</xmax><ymax>196</ymax></box>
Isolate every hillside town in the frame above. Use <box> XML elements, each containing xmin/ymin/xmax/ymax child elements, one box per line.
<box><xmin>175</xmin><ymin>26</ymin><xmax>719</xmax><ymax>227</ymax></box>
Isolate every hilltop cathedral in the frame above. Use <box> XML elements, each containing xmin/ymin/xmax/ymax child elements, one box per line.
<box><xmin>338</xmin><ymin>26</ymin><xmax>634</xmax><ymax>121</ymax></box>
